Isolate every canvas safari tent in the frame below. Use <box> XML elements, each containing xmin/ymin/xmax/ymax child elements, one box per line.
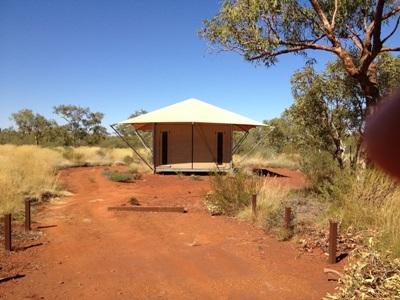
<box><xmin>114</xmin><ymin>98</ymin><xmax>265</xmax><ymax>173</ymax></box>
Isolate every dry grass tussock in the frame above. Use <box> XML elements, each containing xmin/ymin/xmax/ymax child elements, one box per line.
<box><xmin>336</xmin><ymin>168</ymin><xmax>400</xmax><ymax>256</ymax></box>
<box><xmin>0</xmin><ymin>145</ymin><xmax>61</xmax><ymax>215</ymax></box>
<box><xmin>0</xmin><ymin>145</ymin><xmax>151</xmax><ymax>215</ymax></box>
<box><xmin>233</xmin><ymin>152</ymin><xmax>300</xmax><ymax>170</ymax></box>
<box><xmin>237</xmin><ymin>180</ymin><xmax>293</xmax><ymax>239</ymax></box>
<box><xmin>204</xmin><ymin>170</ymin><xmax>262</xmax><ymax>216</ymax></box>
<box><xmin>56</xmin><ymin>146</ymin><xmax>151</xmax><ymax>173</ymax></box>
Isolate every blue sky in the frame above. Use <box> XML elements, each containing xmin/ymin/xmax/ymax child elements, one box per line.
<box><xmin>0</xmin><ymin>0</ymin><xmax>395</xmax><ymax>130</ymax></box>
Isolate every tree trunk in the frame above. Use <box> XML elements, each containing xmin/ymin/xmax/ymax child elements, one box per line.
<box><xmin>357</xmin><ymin>64</ymin><xmax>380</xmax><ymax>115</ymax></box>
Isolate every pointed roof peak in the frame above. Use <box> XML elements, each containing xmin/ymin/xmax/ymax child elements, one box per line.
<box><xmin>118</xmin><ymin>98</ymin><xmax>265</xmax><ymax>130</ymax></box>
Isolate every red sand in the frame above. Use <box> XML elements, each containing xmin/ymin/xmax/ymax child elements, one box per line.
<box><xmin>0</xmin><ymin>167</ymin><xmax>339</xmax><ymax>299</ymax></box>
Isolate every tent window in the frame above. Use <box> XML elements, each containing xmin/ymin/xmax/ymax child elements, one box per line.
<box><xmin>217</xmin><ymin>132</ymin><xmax>223</xmax><ymax>165</ymax></box>
<box><xmin>161</xmin><ymin>131</ymin><xmax>168</xmax><ymax>165</ymax></box>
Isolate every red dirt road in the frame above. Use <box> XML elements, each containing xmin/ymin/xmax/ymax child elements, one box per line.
<box><xmin>0</xmin><ymin>167</ymin><xmax>337</xmax><ymax>299</ymax></box>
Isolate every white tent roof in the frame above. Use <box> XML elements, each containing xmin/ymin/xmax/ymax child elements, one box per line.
<box><xmin>118</xmin><ymin>98</ymin><xmax>265</xmax><ymax>131</ymax></box>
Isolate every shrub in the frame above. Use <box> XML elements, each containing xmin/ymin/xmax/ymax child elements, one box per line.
<box><xmin>325</xmin><ymin>239</ymin><xmax>400</xmax><ymax>299</ymax></box>
<box><xmin>128</xmin><ymin>167</ymin><xmax>142</xmax><ymax>180</ymax></box>
<box><xmin>103</xmin><ymin>170</ymin><xmax>132</xmax><ymax>182</ymax></box>
<box><xmin>300</xmin><ymin>150</ymin><xmax>340</xmax><ymax>192</ymax></box>
<box><xmin>123</xmin><ymin>155</ymin><xmax>134</xmax><ymax>166</ymax></box>
<box><xmin>238</xmin><ymin>180</ymin><xmax>290</xmax><ymax>231</ymax></box>
<box><xmin>204</xmin><ymin>170</ymin><xmax>261</xmax><ymax>216</ymax></box>
<box><xmin>128</xmin><ymin>196</ymin><xmax>140</xmax><ymax>206</ymax></box>
<box><xmin>337</xmin><ymin>168</ymin><xmax>400</xmax><ymax>256</ymax></box>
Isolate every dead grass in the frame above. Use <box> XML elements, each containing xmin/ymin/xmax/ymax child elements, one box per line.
<box><xmin>237</xmin><ymin>180</ymin><xmax>290</xmax><ymax>232</ymax></box>
<box><xmin>0</xmin><ymin>145</ymin><xmax>150</xmax><ymax>215</ymax></box>
<box><xmin>233</xmin><ymin>153</ymin><xmax>300</xmax><ymax>170</ymax></box>
<box><xmin>337</xmin><ymin>169</ymin><xmax>400</xmax><ymax>256</ymax></box>
<box><xmin>56</xmin><ymin>146</ymin><xmax>152</xmax><ymax>173</ymax></box>
<box><xmin>0</xmin><ymin>145</ymin><xmax>61</xmax><ymax>215</ymax></box>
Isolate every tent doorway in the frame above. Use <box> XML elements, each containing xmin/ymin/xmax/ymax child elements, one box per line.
<box><xmin>161</xmin><ymin>131</ymin><xmax>168</xmax><ymax>165</ymax></box>
<box><xmin>217</xmin><ymin>132</ymin><xmax>223</xmax><ymax>165</ymax></box>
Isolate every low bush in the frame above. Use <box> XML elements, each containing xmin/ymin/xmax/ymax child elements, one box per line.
<box><xmin>325</xmin><ymin>239</ymin><xmax>400</xmax><ymax>299</ymax></box>
<box><xmin>336</xmin><ymin>169</ymin><xmax>400</xmax><ymax>256</ymax></box>
<box><xmin>300</xmin><ymin>150</ymin><xmax>340</xmax><ymax>192</ymax></box>
<box><xmin>103</xmin><ymin>170</ymin><xmax>133</xmax><ymax>182</ymax></box>
<box><xmin>204</xmin><ymin>170</ymin><xmax>261</xmax><ymax>216</ymax></box>
<box><xmin>238</xmin><ymin>180</ymin><xmax>290</xmax><ymax>231</ymax></box>
<box><xmin>123</xmin><ymin>155</ymin><xmax>134</xmax><ymax>165</ymax></box>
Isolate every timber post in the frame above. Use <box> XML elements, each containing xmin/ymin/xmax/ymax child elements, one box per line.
<box><xmin>328</xmin><ymin>220</ymin><xmax>338</xmax><ymax>264</ymax></box>
<box><xmin>4</xmin><ymin>214</ymin><xmax>12</xmax><ymax>251</ymax></box>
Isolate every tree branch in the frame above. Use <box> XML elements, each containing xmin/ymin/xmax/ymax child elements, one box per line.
<box><xmin>309</xmin><ymin>0</ymin><xmax>332</xmax><ymax>33</ymax></box>
<box><xmin>382</xmin><ymin>6</ymin><xmax>400</xmax><ymax>21</ymax></box>
<box><xmin>382</xmin><ymin>15</ymin><xmax>400</xmax><ymax>44</ymax></box>
<box><xmin>249</xmin><ymin>46</ymin><xmax>309</xmax><ymax>60</ymax></box>
<box><xmin>381</xmin><ymin>46</ymin><xmax>400</xmax><ymax>52</ymax></box>
<box><xmin>331</xmin><ymin>0</ymin><xmax>338</xmax><ymax>29</ymax></box>
<box><xmin>371</xmin><ymin>0</ymin><xmax>385</xmax><ymax>54</ymax></box>
<box><xmin>347</xmin><ymin>27</ymin><xmax>364</xmax><ymax>50</ymax></box>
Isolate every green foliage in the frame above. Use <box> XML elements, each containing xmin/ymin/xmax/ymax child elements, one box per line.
<box><xmin>201</xmin><ymin>0</ymin><xmax>399</xmax><ymax>65</ymax></box>
<box><xmin>123</xmin><ymin>155</ymin><xmax>134</xmax><ymax>165</ymax></box>
<box><xmin>325</xmin><ymin>239</ymin><xmax>400</xmax><ymax>299</ymax></box>
<box><xmin>11</xmin><ymin>109</ymin><xmax>57</xmax><ymax>145</ymax></box>
<box><xmin>300</xmin><ymin>150</ymin><xmax>341</xmax><ymax>193</ymax></box>
<box><xmin>103</xmin><ymin>170</ymin><xmax>133</xmax><ymax>183</ymax></box>
<box><xmin>114</xmin><ymin>109</ymin><xmax>152</xmax><ymax>149</ymax></box>
<box><xmin>53</xmin><ymin>105</ymin><xmax>107</xmax><ymax>146</ymax></box>
<box><xmin>204</xmin><ymin>170</ymin><xmax>260</xmax><ymax>216</ymax></box>
<box><xmin>263</xmin><ymin>117</ymin><xmax>294</xmax><ymax>154</ymax></box>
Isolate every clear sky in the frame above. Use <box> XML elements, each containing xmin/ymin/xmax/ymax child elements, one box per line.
<box><xmin>0</xmin><ymin>0</ymin><xmax>394</xmax><ymax>130</ymax></box>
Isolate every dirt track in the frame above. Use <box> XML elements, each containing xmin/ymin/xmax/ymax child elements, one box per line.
<box><xmin>0</xmin><ymin>167</ymin><xmax>338</xmax><ymax>299</ymax></box>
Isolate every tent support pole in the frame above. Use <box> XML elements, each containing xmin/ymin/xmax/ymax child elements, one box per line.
<box><xmin>110</xmin><ymin>124</ymin><xmax>154</xmax><ymax>172</ymax></box>
<box><xmin>232</xmin><ymin>131</ymin><xmax>249</xmax><ymax>154</ymax></box>
<box><xmin>195</xmin><ymin>124</ymin><xmax>221</xmax><ymax>172</ymax></box>
<box><xmin>134</xmin><ymin>127</ymin><xmax>152</xmax><ymax>153</ymax></box>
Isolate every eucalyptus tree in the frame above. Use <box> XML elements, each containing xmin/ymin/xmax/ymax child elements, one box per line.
<box><xmin>201</xmin><ymin>0</ymin><xmax>400</xmax><ymax>112</ymax></box>
<box><xmin>53</xmin><ymin>105</ymin><xmax>107</xmax><ymax>146</ymax></box>
<box><xmin>11</xmin><ymin>109</ymin><xmax>54</xmax><ymax>145</ymax></box>
<box><xmin>287</xmin><ymin>54</ymin><xmax>400</xmax><ymax>168</ymax></box>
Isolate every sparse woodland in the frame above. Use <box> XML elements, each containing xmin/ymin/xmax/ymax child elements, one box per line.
<box><xmin>2</xmin><ymin>0</ymin><xmax>400</xmax><ymax>298</ymax></box>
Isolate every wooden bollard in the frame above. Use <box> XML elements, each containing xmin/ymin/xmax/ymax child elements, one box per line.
<box><xmin>251</xmin><ymin>194</ymin><xmax>257</xmax><ymax>217</ymax></box>
<box><xmin>284</xmin><ymin>207</ymin><xmax>292</xmax><ymax>230</ymax></box>
<box><xmin>328</xmin><ymin>220</ymin><xmax>338</xmax><ymax>264</ymax></box>
<box><xmin>4</xmin><ymin>214</ymin><xmax>12</xmax><ymax>251</ymax></box>
<box><xmin>25</xmin><ymin>198</ymin><xmax>31</xmax><ymax>231</ymax></box>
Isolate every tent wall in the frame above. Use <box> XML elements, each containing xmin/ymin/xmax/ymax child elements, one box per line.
<box><xmin>153</xmin><ymin>123</ymin><xmax>232</xmax><ymax>172</ymax></box>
